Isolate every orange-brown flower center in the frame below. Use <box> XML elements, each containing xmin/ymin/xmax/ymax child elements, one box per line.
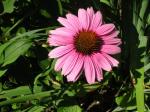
<box><xmin>74</xmin><ymin>31</ymin><xmax>102</xmax><ymax>55</ymax></box>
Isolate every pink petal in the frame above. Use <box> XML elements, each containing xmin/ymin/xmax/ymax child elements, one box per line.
<box><xmin>96</xmin><ymin>67</ymin><xmax>103</xmax><ymax>81</ymax></box>
<box><xmin>48</xmin><ymin>44</ymin><xmax>74</xmax><ymax>58</ymax></box>
<box><xmin>96</xmin><ymin>24</ymin><xmax>115</xmax><ymax>36</ymax></box>
<box><xmin>66</xmin><ymin>13</ymin><xmax>81</xmax><ymax>31</ymax></box>
<box><xmin>50</xmin><ymin>27</ymin><xmax>75</xmax><ymax>37</ymax></box>
<box><xmin>90</xmin><ymin>11</ymin><xmax>102</xmax><ymax>30</ymax></box>
<box><xmin>94</xmin><ymin>53</ymin><xmax>112</xmax><ymax>71</ymax></box>
<box><xmin>62</xmin><ymin>51</ymin><xmax>79</xmax><ymax>75</ymax></box>
<box><xmin>103</xmin><ymin>38</ymin><xmax>122</xmax><ymax>45</ymax></box>
<box><xmin>78</xmin><ymin>9</ymin><xmax>89</xmax><ymax>30</ymax></box>
<box><xmin>87</xmin><ymin>7</ymin><xmax>94</xmax><ymax>21</ymax></box>
<box><xmin>101</xmin><ymin>45</ymin><xmax>121</xmax><ymax>54</ymax></box>
<box><xmin>101</xmin><ymin>31</ymin><xmax>119</xmax><ymax>39</ymax></box>
<box><xmin>54</xmin><ymin>52</ymin><xmax>71</xmax><ymax>71</ymax></box>
<box><xmin>57</xmin><ymin>17</ymin><xmax>75</xmax><ymax>31</ymax></box>
<box><xmin>48</xmin><ymin>38</ymin><xmax>59</xmax><ymax>46</ymax></box>
<box><xmin>102</xmin><ymin>53</ymin><xmax>119</xmax><ymax>67</ymax></box>
<box><xmin>49</xmin><ymin>35</ymin><xmax>73</xmax><ymax>46</ymax></box>
<box><xmin>67</xmin><ymin>54</ymin><xmax>84</xmax><ymax>82</ymax></box>
<box><xmin>91</xmin><ymin>55</ymin><xmax>103</xmax><ymax>81</ymax></box>
<box><xmin>84</xmin><ymin>56</ymin><xmax>96</xmax><ymax>84</ymax></box>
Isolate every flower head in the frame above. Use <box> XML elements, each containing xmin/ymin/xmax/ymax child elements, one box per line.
<box><xmin>48</xmin><ymin>7</ymin><xmax>121</xmax><ymax>84</ymax></box>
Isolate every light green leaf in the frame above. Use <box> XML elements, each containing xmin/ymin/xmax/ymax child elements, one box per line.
<box><xmin>100</xmin><ymin>0</ymin><xmax>111</xmax><ymax>6</ymax></box>
<box><xmin>57</xmin><ymin>105</ymin><xmax>82</xmax><ymax>112</ymax></box>
<box><xmin>0</xmin><ymin>69</ymin><xmax>7</xmax><ymax>78</ymax></box>
<box><xmin>28</xmin><ymin>106</ymin><xmax>45</xmax><ymax>112</ymax></box>
<box><xmin>2</xmin><ymin>0</ymin><xmax>16</xmax><ymax>13</ymax></box>
<box><xmin>145</xmin><ymin>63</ymin><xmax>150</xmax><ymax>72</ymax></box>
<box><xmin>112</xmin><ymin>107</ymin><xmax>125</xmax><ymax>112</ymax></box>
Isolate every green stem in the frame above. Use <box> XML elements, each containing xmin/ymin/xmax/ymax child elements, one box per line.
<box><xmin>4</xmin><ymin>18</ymin><xmax>24</xmax><ymax>36</ymax></box>
<box><xmin>57</xmin><ymin>0</ymin><xmax>63</xmax><ymax>16</ymax></box>
<box><xmin>135</xmin><ymin>0</ymin><xmax>149</xmax><ymax>112</ymax></box>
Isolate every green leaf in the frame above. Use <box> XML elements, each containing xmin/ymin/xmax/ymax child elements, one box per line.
<box><xmin>0</xmin><ymin>42</ymin><xmax>10</xmax><ymax>65</ymax></box>
<box><xmin>0</xmin><ymin>86</ymin><xmax>32</xmax><ymax>99</ymax></box>
<box><xmin>83</xmin><ymin>83</ymin><xmax>101</xmax><ymax>92</ymax></box>
<box><xmin>2</xmin><ymin>0</ymin><xmax>16</xmax><ymax>13</ymax></box>
<box><xmin>112</xmin><ymin>107</ymin><xmax>126</xmax><ymax>112</ymax></box>
<box><xmin>57</xmin><ymin>105</ymin><xmax>82</xmax><ymax>112</ymax></box>
<box><xmin>2</xmin><ymin>38</ymin><xmax>32</xmax><ymax>66</ymax></box>
<box><xmin>40</xmin><ymin>9</ymin><xmax>51</xmax><ymax>18</ymax></box>
<box><xmin>0</xmin><ymin>69</ymin><xmax>7</xmax><ymax>78</ymax></box>
<box><xmin>100</xmin><ymin>0</ymin><xmax>111</xmax><ymax>6</ymax></box>
<box><xmin>115</xmin><ymin>90</ymin><xmax>136</xmax><ymax>110</ymax></box>
<box><xmin>28</xmin><ymin>106</ymin><xmax>45</xmax><ymax>112</ymax></box>
<box><xmin>147</xmin><ymin>14</ymin><xmax>150</xmax><ymax>24</ymax></box>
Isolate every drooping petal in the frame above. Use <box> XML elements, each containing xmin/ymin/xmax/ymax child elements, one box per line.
<box><xmin>101</xmin><ymin>45</ymin><xmax>121</xmax><ymax>54</ymax></box>
<box><xmin>48</xmin><ymin>44</ymin><xmax>74</xmax><ymax>58</ymax></box>
<box><xmin>91</xmin><ymin>55</ymin><xmax>103</xmax><ymax>81</ymax></box>
<box><xmin>96</xmin><ymin>24</ymin><xmax>115</xmax><ymax>36</ymax></box>
<box><xmin>54</xmin><ymin>52</ymin><xmax>71</xmax><ymax>71</ymax></box>
<box><xmin>67</xmin><ymin>54</ymin><xmax>84</xmax><ymax>82</ymax></box>
<box><xmin>78</xmin><ymin>8</ymin><xmax>89</xmax><ymax>30</ymax></box>
<box><xmin>102</xmin><ymin>53</ymin><xmax>119</xmax><ymax>67</ymax></box>
<box><xmin>90</xmin><ymin>11</ymin><xmax>102</xmax><ymax>30</ymax></box>
<box><xmin>62</xmin><ymin>51</ymin><xmax>79</xmax><ymax>75</ymax></box>
<box><xmin>96</xmin><ymin>67</ymin><xmax>103</xmax><ymax>81</ymax></box>
<box><xmin>94</xmin><ymin>53</ymin><xmax>112</xmax><ymax>71</ymax></box>
<box><xmin>84</xmin><ymin>56</ymin><xmax>96</xmax><ymax>84</ymax></box>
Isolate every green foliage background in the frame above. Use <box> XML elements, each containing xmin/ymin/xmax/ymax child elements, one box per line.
<box><xmin>0</xmin><ymin>0</ymin><xmax>150</xmax><ymax>112</ymax></box>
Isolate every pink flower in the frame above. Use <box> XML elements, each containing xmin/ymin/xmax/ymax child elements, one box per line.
<box><xmin>48</xmin><ymin>7</ymin><xmax>121</xmax><ymax>84</ymax></box>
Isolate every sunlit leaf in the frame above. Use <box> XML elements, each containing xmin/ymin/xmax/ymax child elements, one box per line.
<box><xmin>57</xmin><ymin>105</ymin><xmax>82</xmax><ymax>112</ymax></box>
<box><xmin>2</xmin><ymin>0</ymin><xmax>16</xmax><ymax>13</ymax></box>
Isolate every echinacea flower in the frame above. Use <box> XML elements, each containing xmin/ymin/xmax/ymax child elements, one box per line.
<box><xmin>48</xmin><ymin>7</ymin><xmax>121</xmax><ymax>84</ymax></box>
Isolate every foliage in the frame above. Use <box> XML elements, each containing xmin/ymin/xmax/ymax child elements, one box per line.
<box><xmin>0</xmin><ymin>0</ymin><xmax>150</xmax><ymax>112</ymax></box>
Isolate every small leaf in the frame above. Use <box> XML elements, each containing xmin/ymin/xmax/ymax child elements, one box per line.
<box><xmin>57</xmin><ymin>105</ymin><xmax>82</xmax><ymax>112</ymax></box>
<box><xmin>2</xmin><ymin>0</ymin><xmax>16</xmax><ymax>13</ymax></box>
<box><xmin>100</xmin><ymin>0</ymin><xmax>111</xmax><ymax>6</ymax></box>
<box><xmin>40</xmin><ymin>9</ymin><xmax>51</xmax><ymax>18</ymax></box>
